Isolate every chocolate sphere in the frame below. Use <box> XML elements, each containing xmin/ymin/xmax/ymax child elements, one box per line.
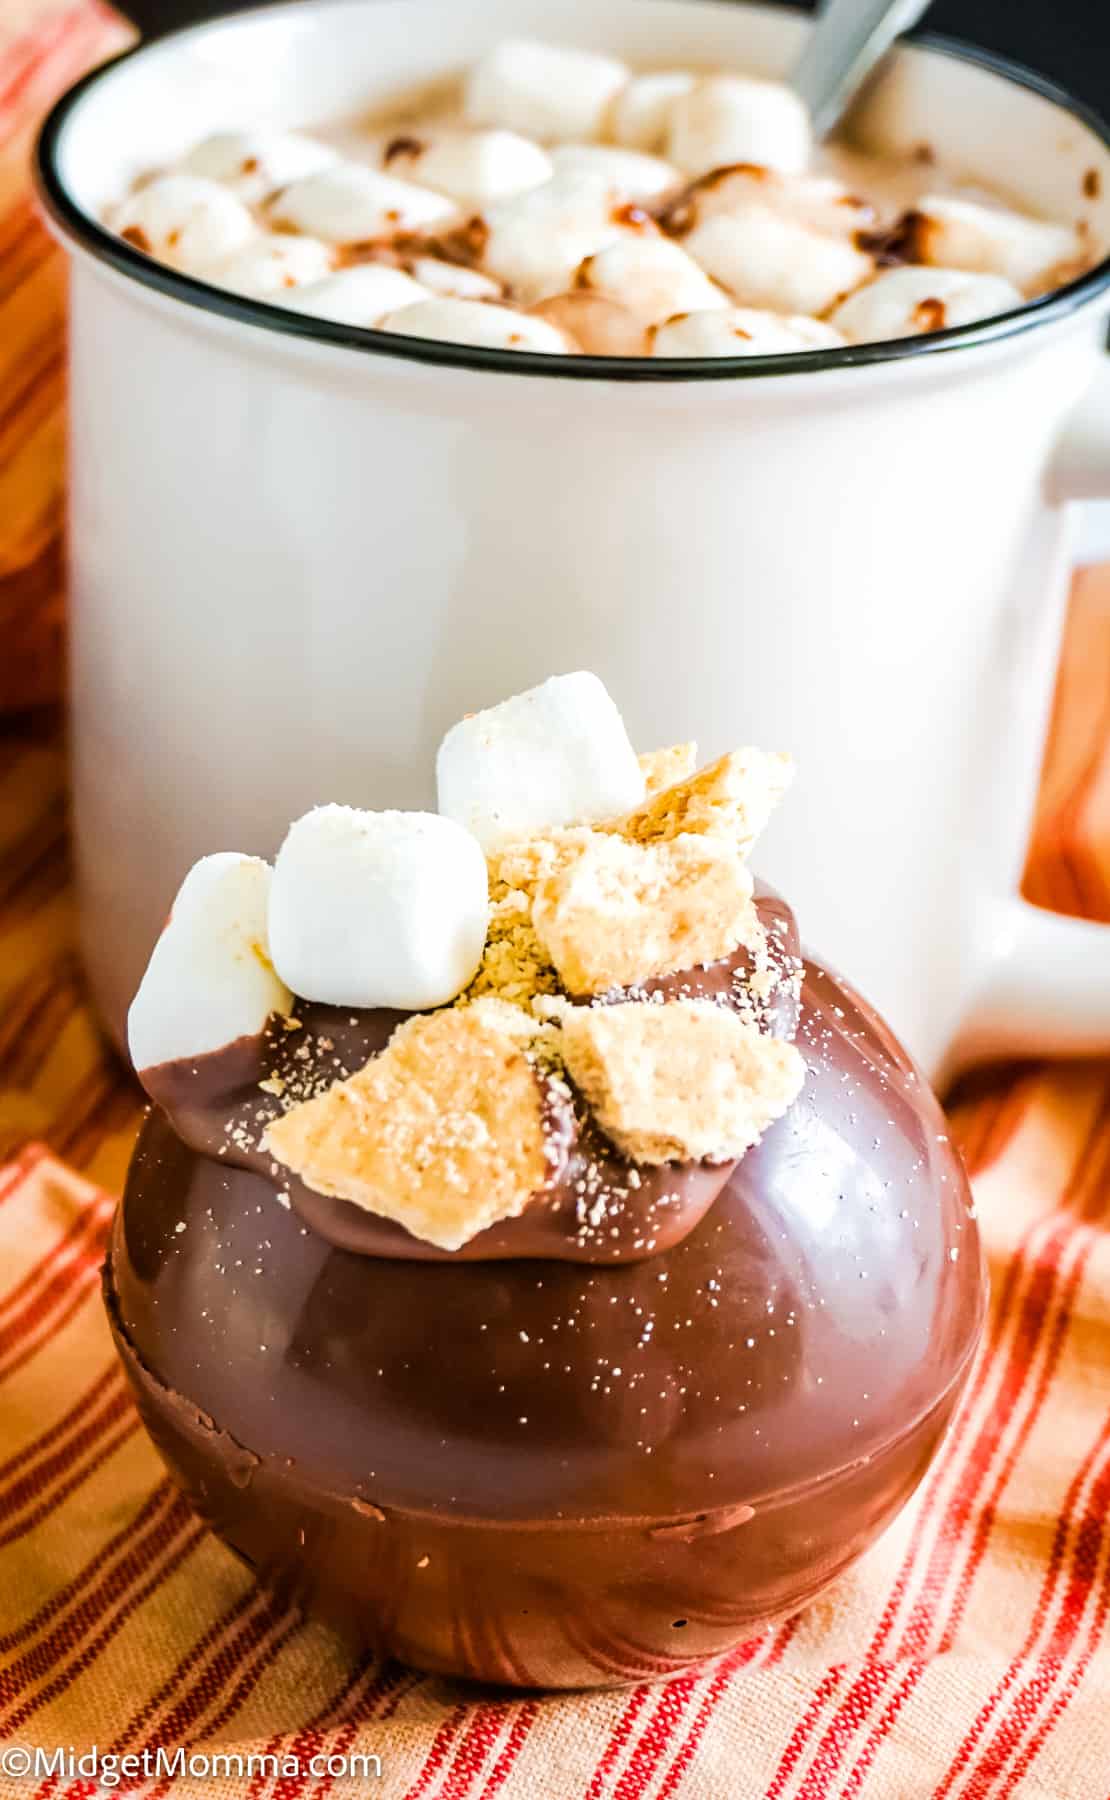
<box><xmin>106</xmin><ymin>889</ymin><xmax>985</xmax><ymax>1689</ymax></box>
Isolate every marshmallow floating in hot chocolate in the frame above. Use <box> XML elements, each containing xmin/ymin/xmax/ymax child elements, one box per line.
<box><xmin>127</xmin><ymin>853</ymin><xmax>291</xmax><ymax>1072</ymax></box>
<box><xmin>380</xmin><ymin>297</ymin><xmax>574</xmax><ymax>352</ymax></box>
<box><xmin>269</xmin><ymin>163</ymin><xmax>456</xmax><ymax>243</ymax></box>
<box><xmin>275</xmin><ymin>263</ymin><xmax>430</xmax><ymax>326</ymax></box>
<box><xmin>906</xmin><ymin>195</ymin><xmax>1085</xmax><ymax>293</ymax></box>
<box><xmin>464</xmin><ymin>39</ymin><xmax>629</xmax><ymax>143</ymax></box>
<box><xmin>268</xmin><ymin>805</ymin><xmax>489</xmax><ymax>1009</ymax></box>
<box><xmin>380</xmin><ymin>127</ymin><xmax>553</xmax><ymax>209</ymax></box>
<box><xmin>179</xmin><ymin>129</ymin><xmax>337</xmax><ymax>203</ymax></box>
<box><xmin>665</xmin><ymin>75</ymin><xmax>813</xmax><ymax>178</ymax></box>
<box><xmin>830</xmin><ymin>265</ymin><xmax>1023</xmax><ymax>340</ymax></box>
<box><xmin>651</xmin><ymin>307</ymin><xmax>844</xmax><ymax>356</ymax></box>
<box><xmin>213</xmin><ymin>234</ymin><xmax>335</xmax><ymax>298</ymax></box>
<box><xmin>607</xmin><ymin>71</ymin><xmax>697</xmax><ymax>152</ymax></box>
<box><xmin>575</xmin><ymin>236</ymin><xmax>726</xmax><ymax>323</ymax></box>
<box><xmin>477</xmin><ymin>170</ymin><xmax>658</xmax><ymax>304</ymax></box>
<box><xmin>436</xmin><ymin>670</ymin><xmax>645</xmax><ymax>850</ymax></box>
<box><xmin>113</xmin><ymin>174</ymin><xmax>257</xmax><ymax>273</ymax></box>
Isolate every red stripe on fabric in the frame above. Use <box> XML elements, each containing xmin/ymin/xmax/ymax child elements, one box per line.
<box><xmin>0</xmin><ymin>1146</ymin><xmax>46</xmax><ymax>1209</ymax></box>
<box><xmin>0</xmin><ymin>1495</ymin><xmax>198</xmax><ymax>1719</ymax></box>
<box><xmin>299</xmin><ymin>1671</ymin><xmax>425</xmax><ymax>1800</ymax></box>
<box><xmin>0</xmin><ymin>1261</ymin><xmax>108</xmax><ymax>1387</ymax></box>
<box><xmin>0</xmin><ymin>1362</ymin><xmax>121</xmax><ymax>1488</ymax></box>
<box><xmin>0</xmin><ymin>1200</ymin><xmax>112</xmax><ymax>1363</ymax></box>
<box><xmin>436</xmin><ymin>1705</ymin><xmax>513</xmax><ymax>1800</ymax></box>
<box><xmin>252</xmin><ymin>1658</ymin><xmax>384</xmax><ymax>1800</ymax></box>
<box><xmin>789</xmin><ymin>1098</ymin><xmax>1110</xmax><ymax>1796</ymax></box>
<box><xmin>273</xmin><ymin>1665</ymin><xmax>416</xmax><ymax>1800</ymax></box>
<box><xmin>954</xmin><ymin>1421</ymin><xmax>1110</xmax><ymax>1798</ymax></box>
<box><xmin>0</xmin><ymin>1481</ymin><xmax>173</xmax><ymax>1657</ymax></box>
<box><xmin>584</xmin><ymin>1685</ymin><xmax>654</xmax><ymax>1800</ymax></box>
<box><xmin>764</xmin><ymin>1668</ymin><xmax>846</xmax><ymax>1800</ymax></box>
<box><xmin>480</xmin><ymin>1701</ymin><xmax>541</xmax><ymax>1800</ymax></box>
<box><xmin>612</xmin><ymin>1667</ymin><xmax>709</xmax><ymax>1800</ymax></box>
<box><xmin>0</xmin><ymin>1191</ymin><xmax>110</xmax><ymax>1320</ymax></box>
<box><xmin>0</xmin><ymin>1416</ymin><xmax>138</xmax><ymax>1547</ymax></box>
<box><xmin>399</xmin><ymin>1704</ymin><xmax>470</xmax><ymax>1800</ymax></box>
<box><xmin>655</xmin><ymin>1642</ymin><xmax>773</xmax><ymax>1800</ymax></box>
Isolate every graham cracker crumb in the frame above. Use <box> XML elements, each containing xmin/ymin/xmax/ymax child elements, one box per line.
<box><xmin>618</xmin><ymin>749</ymin><xmax>794</xmax><ymax>857</ymax></box>
<box><xmin>561</xmin><ymin>999</ymin><xmax>805</xmax><ymax>1164</ymax></box>
<box><xmin>639</xmin><ymin>743</ymin><xmax>698</xmax><ymax>797</ymax></box>
<box><xmin>531</xmin><ymin>832</ymin><xmax>759</xmax><ymax>995</ymax></box>
<box><xmin>264</xmin><ymin>999</ymin><xmax>564</xmax><ymax>1249</ymax></box>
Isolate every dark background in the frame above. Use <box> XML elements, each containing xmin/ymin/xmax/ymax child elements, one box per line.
<box><xmin>120</xmin><ymin>0</ymin><xmax>1110</xmax><ymax>116</ymax></box>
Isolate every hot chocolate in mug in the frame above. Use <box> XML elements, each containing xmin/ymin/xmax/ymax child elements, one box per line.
<box><xmin>36</xmin><ymin>0</ymin><xmax>1110</xmax><ymax>1082</ymax></box>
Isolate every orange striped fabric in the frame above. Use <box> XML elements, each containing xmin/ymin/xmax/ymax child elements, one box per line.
<box><xmin>5</xmin><ymin>5</ymin><xmax>1110</xmax><ymax>1795</ymax></box>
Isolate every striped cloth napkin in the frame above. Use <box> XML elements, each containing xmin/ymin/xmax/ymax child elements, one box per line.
<box><xmin>4</xmin><ymin>3</ymin><xmax>1110</xmax><ymax>1795</ymax></box>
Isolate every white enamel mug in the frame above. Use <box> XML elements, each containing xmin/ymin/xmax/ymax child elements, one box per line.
<box><xmin>36</xmin><ymin>0</ymin><xmax>1110</xmax><ymax>1083</ymax></box>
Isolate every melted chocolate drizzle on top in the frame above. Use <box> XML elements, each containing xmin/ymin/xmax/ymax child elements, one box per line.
<box><xmin>139</xmin><ymin>885</ymin><xmax>802</xmax><ymax>1266</ymax></box>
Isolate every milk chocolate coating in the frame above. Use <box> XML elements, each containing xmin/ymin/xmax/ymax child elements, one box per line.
<box><xmin>107</xmin><ymin>906</ymin><xmax>986</xmax><ymax>1687</ymax></box>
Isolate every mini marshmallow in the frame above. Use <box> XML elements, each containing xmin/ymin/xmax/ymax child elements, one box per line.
<box><xmin>379</xmin><ymin>297</ymin><xmax>574</xmax><ymax>353</ymax></box>
<box><xmin>274</xmin><ymin>264</ymin><xmax>430</xmax><ymax>325</ymax></box>
<box><xmin>382</xmin><ymin>128</ymin><xmax>552</xmax><ymax>208</ymax></box>
<box><xmin>651</xmin><ymin>307</ymin><xmax>844</xmax><ymax>356</ymax></box>
<box><xmin>576</xmin><ymin>236</ymin><xmax>727</xmax><ymax>323</ymax></box>
<box><xmin>909</xmin><ymin>194</ymin><xmax>1085</xmax><ymax>292</ymax></box>
<box><xmin>549</xmin><ymin>143</ymin><xmax>681</xmax><ymax>202</ymax></box>
<box><xmin>671</xmin><ymin>165</ymin><xmax>874</xmax><ymax>238</ymax></box>
<box><xmin>465</xmin><ymin>39</ymin><xmax>628</xmax><ymax>143</ymax></box>
<box><xmin>830</xmin><ymin>265</ymin><xmax>1023</xmax><ymax>341</ymax></box>
<box><xmin>113</xmin><ymin>174</ymin><xmax>257</xmax><ymax>273</ymax></box>
<box><xmin>608</xmin><ymin>71</ymin><xmax>696</xmax><ymax>152</ymax></box>
<box><xmin>480</xmin><ymin>171</ymin><xmax>657</xmax><ymax>303</ymax></box>
<box><xmin>683</xmin><ymin>209</ymin><xmax>873</xmax><ymax>316</ymax></box>
<box><xmin>127</xmin><ymin>854</ymin><xmax>291</xmax><ymax>1072</ymax></box>
<box><xmin>436</xmin><ymin>671</ymin><xmax>645</xmax><ymax>851</ymax></box>
<box><xmin>408</xmin><ymin>256</ymin><xmax>504</xmax><ymax>300</ymax></box>
<box><xmin>530</xmin><ymin>291</ymin><xmax>649</xmax><ymax>355</ymax></box>
<box><xmin>179</xmin><ymin>129</ymin><xmax>336</xmax><ymax>203</ymax></box>
<box><xmin>666</xmin><ymin>76</ymin><xmax>812</xmax><ymax>178</ymax></box>
<box><xmin>268</xmin><ymin>806</ymin><xmax>489</xmax><ymax>1009</ymax></box>
<box><xmin>269</xmin><ymin>163</ymin><xmax>456</xmax><ymax>243</ymax></box>
<box><xmin>213</xmin><ymin>234</ymin><xmax>335</xmax><ymax>298</ymax></box>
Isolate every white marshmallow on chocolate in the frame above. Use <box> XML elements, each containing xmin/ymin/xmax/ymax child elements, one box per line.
<box><xmin>673</xmin><ymin>165</ymin><xmax>874</xmax><ymax>239</ymax></box>
<box><xmin>113</xmin><ymin>174</ymin><xmax>257</xmax><ymax>273</ymax></box>
<box><xmin>608</xmin><ymin>72</ymin><xmax>696</xmax><ymax>152</ymax></box>
<box><xmin>666</xmin><ymin>76</ymin><xmax>812</xmax><ymax>178</ymax></box>
<box><xmin>464</xmin><ymin>39</ymin><xmax>628</xmax><ymax>143</ymax></box>
<box><xmin>268</xmin><ymin>806</ymin><xmax>489</xmax><ymax>1009</ymax></box>
<box><xmin>379</xmin><ymin>297</ymin><xmax>574</xmax><ymax>353</ymax></box>
<box><xmin>213</xmin><ymin>234</ymin><xmax>335</xmax><ymax>297</ymax></box>
<box><xmin>179</xmin><ymin>129</ymin><xmax>336</xmax><ymax>203</ymax></box>
<box><xmin>275</xmin><ymin>264</ymin><xmax>430</xmax><ymax>325</ymax></box>
<box><xmin>408</xmin><ymin>256</ymin><xmax>503</xmax><ymax>300</ymax></box>
<box><xmin>909</xmin><ymin>194</ymin><xmax>1085</xmax><ymax>292</ymax></box>
<box><xmin>576</xmin><ymin>236</ymin><xmax>726</xmax><ymax>323</ymax></box>
<box><xmin>269</xmin><ymin>163</ymin><xmax>456</xmax><ymax>244</ymax></box>
<box><xmin>651</xmin><ymin>307</ymin><xmax>844</xmax><ymax>357</ymax></box>
<box><xmin>436</xmin><ymin>671</ymin><xmax>645</xmax><ymax>850</ymax></box>
<box><xmin>549</xmin><ymin>143</ymin><xmax>680</xmax><ymax>202</ymax></box>
<box><xmin>530</xmin><ymin>291</ymin><xmax>650</xmax><ymax>355</ymax></box>
<box><xmin>382</xmin><ymin>128</ymin><xmax>552</xmax><ymax>208</ymax></box>
<box><xmin>480</xmin><ymin>171</ymin><xmax>657</xmax><ymax>303</ymax></box>
<box><xmin>128</xmin><ymin>854</ymin><xmax>291</xmax><ymax>1072</ymax></box>
<box><xmin>683</xmin><ymin>209</ymin><xmax>873</xmax><ymax>316</ymax></box>
<box><xmin>830</xmin><ymin>265</ymin><xmax>1023</xmax><ymax>341</ymax></box>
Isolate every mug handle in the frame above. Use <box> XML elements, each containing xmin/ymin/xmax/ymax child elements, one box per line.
<box><xmin>956</xmin><ymin>355</ymin><xmax>1110</xmax><ymax>1069</ymax></box>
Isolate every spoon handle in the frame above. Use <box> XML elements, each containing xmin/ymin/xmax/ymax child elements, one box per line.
<box><xmin>791</xmin><ymin>0</ymin><xmax>934</xmax><ymax>139</ymax></box>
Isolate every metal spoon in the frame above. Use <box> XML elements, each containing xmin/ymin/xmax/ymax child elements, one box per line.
<box><xmin>791</xmin><ymin>0</ymin><xmax>935</xmax><ymax>139</ymax></box>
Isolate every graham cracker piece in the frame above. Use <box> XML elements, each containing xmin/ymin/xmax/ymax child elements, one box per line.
<box><xmin>264</xmin><ymin>999</ymin><xmax>562</xmax><ymax>1250</ymax></box>
<box><xmin>618</xmin><ymin>748</ymin><xmax>794</xmax><ymax>856</ymax></box>
<box><xmin>561</xmin><ymin>999</ymin><xmax>806</xmax><ymax>1164</ymax></box>
<box><xmin>531</xmin><ymin>832</ymin><xmax>759</xmax><ymax>995</ymax></box>
<box><xmin>638</xmin><ymin>743</ymin><xmax>698</xmax><ymax>797</ymax></box>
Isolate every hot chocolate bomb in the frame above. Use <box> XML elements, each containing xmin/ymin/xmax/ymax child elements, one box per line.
<box><xmin>107</xmin><ymin>677</ymin><xmax>985</xmax><ymax>1688</ymax></box>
